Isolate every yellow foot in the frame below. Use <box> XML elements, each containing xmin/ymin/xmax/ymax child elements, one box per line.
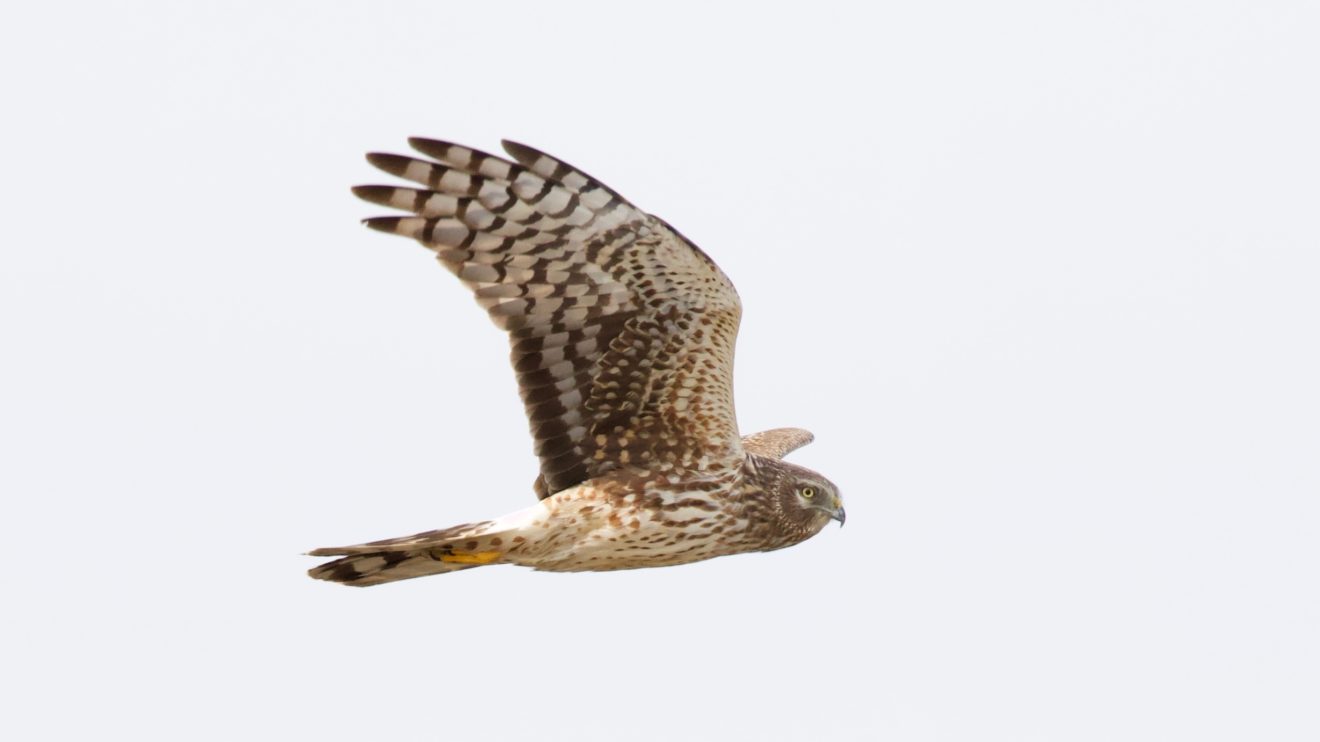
<box><xmin>438</xmin><ymin>550</ymin><xmax>502</xmax><ymax>565</ymax></box>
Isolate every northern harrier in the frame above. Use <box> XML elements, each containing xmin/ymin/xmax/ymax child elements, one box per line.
<box><xmin>308</xmin><ymin>139</ymin><xmax>843</xmax><ymax>586</ymax></box>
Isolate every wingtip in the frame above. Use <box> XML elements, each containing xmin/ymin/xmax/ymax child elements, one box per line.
<box><xmin>365</xmin><ymin>151</ymin><xmax>410</xmax><ymax>176</ymax></box>
<box><xmin>500</xmin><ymin>139</ymin><xmax>539</xmax><ymax>164</ymax></box>
<box><xmin>407</xmin><ymin>136</ymin><xmax>448</xmax><ymax>159</ymax></box>
<box><xmin>352</xmin><ymin>184</ymin><xmax>396</xmax><ymax>207</ymax></box>
<box><xmin>361</xmin><ymin>216</ymin><xmax>405</xmax><ymax>233</ymax></box>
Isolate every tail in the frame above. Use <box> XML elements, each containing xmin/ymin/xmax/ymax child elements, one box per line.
<box><xmin>307</xmin><ymin>520</ymin><xmax>506</xmax><ymax>587</ymax></box>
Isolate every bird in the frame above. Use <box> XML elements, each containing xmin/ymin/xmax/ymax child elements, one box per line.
<box><xmin>307</xmin><ymin>138</ymin><xmax>843</xmax><ymax>586</ymax></box>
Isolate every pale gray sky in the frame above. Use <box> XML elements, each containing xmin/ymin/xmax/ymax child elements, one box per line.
<box><xmin>3</xmin><ymin>2</ymin><xmax>1318</xmax><ymax>740</ymax></box>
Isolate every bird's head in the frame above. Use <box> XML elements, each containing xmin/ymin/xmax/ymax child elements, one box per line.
<box><xmin>751</xmin><ymin>457</ymin><xmax>845</xmax><ymax>542</ymax></box>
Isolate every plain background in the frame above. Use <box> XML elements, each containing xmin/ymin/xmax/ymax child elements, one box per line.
<box><xmin>2</xmin><ymin>2</ymin><xmax>1317</xmax><ymax>740</ymax></box>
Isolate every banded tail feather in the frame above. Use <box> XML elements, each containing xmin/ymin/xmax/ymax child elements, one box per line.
<box><xmin>307</xmin><ymin>520</ymin><xmax>506</xmax><ymax>587</ymax></box>
<box><xmin>306</xmin><ymin>550</ymin><xmax>481</xmax><ymax>587</ymax></box>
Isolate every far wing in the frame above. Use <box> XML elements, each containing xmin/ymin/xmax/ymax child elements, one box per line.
<box><xmin>741</xmin><ymin>428</ymin><xmax>815</xmax><ymax>460</ymax></box>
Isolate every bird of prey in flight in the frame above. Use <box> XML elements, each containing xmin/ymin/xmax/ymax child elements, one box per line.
<box><xmin>308</xmin><ymin>138</ymin><xmax>843</xmax><ymax>586</ymax></box>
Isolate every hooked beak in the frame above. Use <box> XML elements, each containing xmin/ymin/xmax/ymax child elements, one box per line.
<box><xmin>812</xmin><ymin>498</ymin><xmax>846</xmax><ymax>527</ymax></box>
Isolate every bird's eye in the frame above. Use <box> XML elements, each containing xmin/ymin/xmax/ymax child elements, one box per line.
<box><xmin>800</xmin><ymin>486</ymin><xmax>816</xmax><ymax>499</ymax></box>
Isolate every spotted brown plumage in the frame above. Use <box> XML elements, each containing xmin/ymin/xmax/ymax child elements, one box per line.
<box><xmin>308</xmin><ymin>139</ymin><xmax>843</xmax><ymax>586</ymax></box>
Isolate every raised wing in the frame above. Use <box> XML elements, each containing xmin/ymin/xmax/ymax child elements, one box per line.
<box><xmin>741</xmin><ymin>428</ymin><xmax>814</xmax><ymax>460</ymax></box>
<box><xmin>354</xmin><ymin>139</ymin><xmax>744</xmax><ymax>498</ymax></box>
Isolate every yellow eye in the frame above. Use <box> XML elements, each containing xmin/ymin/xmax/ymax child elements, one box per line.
<box><xmin>800</xmin><ymin>486</ymin><xmax>816</xmax><ymax>499</ymax></box>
